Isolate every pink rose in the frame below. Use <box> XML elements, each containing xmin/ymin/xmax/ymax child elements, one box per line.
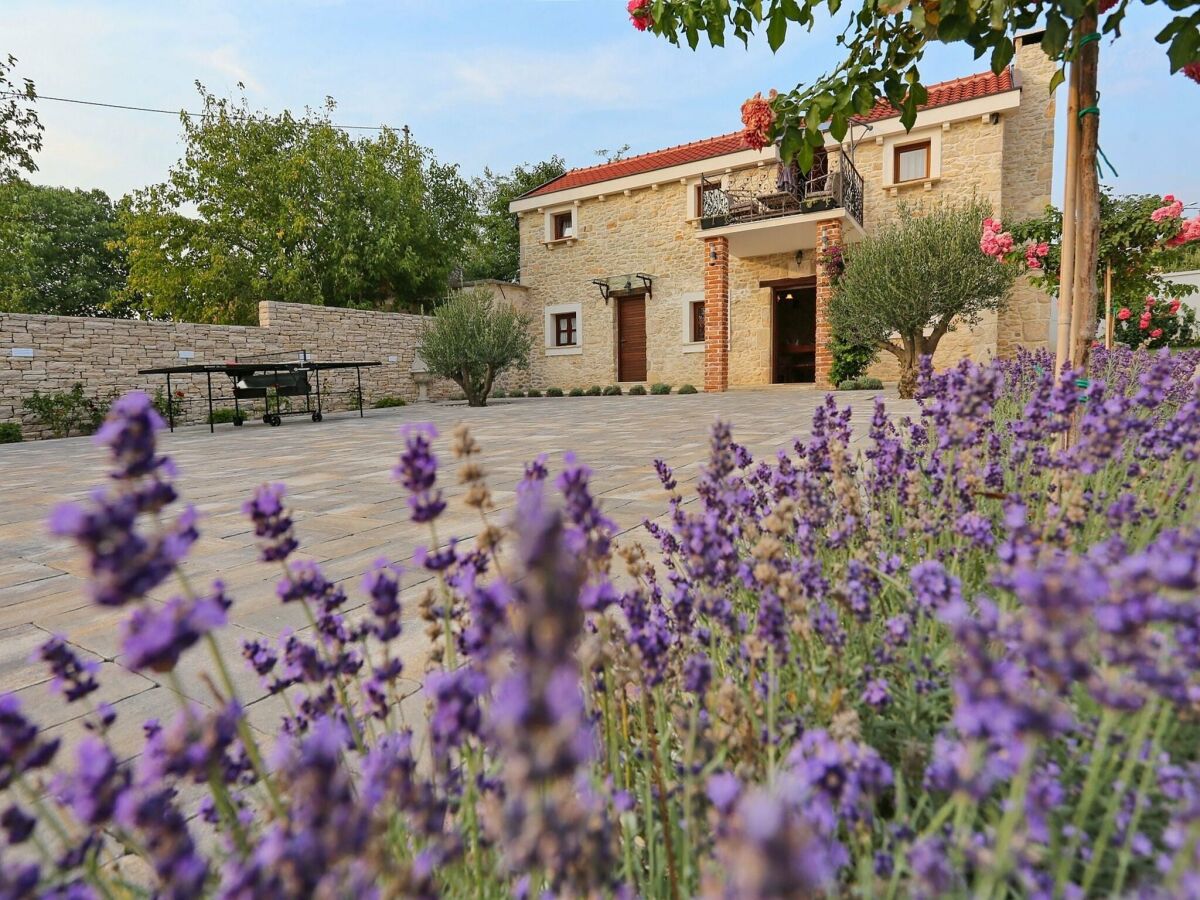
<box><xmin>1167</xmin><ymin>215</ymin><xmax>1200</xmax><ymax>247</ymax></box>
<box><xmin>1139</xmin><ymin>311</ymin><xmax>1153</xmax><ymax>330</ymax></box>
<box><xmin>1116</xmin><ymin>307</ymin><xmax>1132</xmax><ymax>321</ymax></box>
<box><xmin>1169</xmin><ymin>299</ymin><xmax>1182</xmax><ymax>314</ymax></box>
<box><xmin>1150</xmin><ymin>328</ymin><xmax>1164</xmax><ymax>339</ymax></box>
<box><xmin>627</xmin><ymin>0</ymin><xmax>654</xmax><ymax>31</ymax></box>
<box><xmin>1145</xmin><ymin>295</ymin><xmax>1156</xmax><ymax>308</ymax></box>
<box><xmin>1151</xmin><ymin>195</ymin><xmax>1184</xmax><ymax>222</ymax></box>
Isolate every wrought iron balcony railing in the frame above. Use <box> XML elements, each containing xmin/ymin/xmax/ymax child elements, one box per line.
<box><xmin>699</xmin><ymin>148</ymin><xmax>864</xmax><ymax>231</ymax></box>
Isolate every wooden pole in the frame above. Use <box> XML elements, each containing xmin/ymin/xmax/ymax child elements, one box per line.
<box><xmin>1104</xmin><ymin>263</ymin><xmax>1114</xmax><ymax>349</ymax></box>
<box><xmin>1055</xmin><ymin>50</ymin><xmax>1081</xmax><ymax>374</ymax></box>
<box><xmin>1069</xmin><ymin>11</ymin><xmax>1102</xmax><ymax>374</ymax></box>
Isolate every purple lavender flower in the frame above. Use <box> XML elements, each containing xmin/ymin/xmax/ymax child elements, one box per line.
<box><xmin>120</xmin><ymin>589</ymin><xmax>227</xmax><ymax>672</ymax></box>
<box><xmin>0</xmin><ymin>805</ymin><xmax>35</xmax><ymax>844</ymax></box>
<box><xmin>114</xmin><ymin>787</ymin><xmax>208</xmax><ymax>899</ymax></box>
<box><xmin>0</xmin><ymin>694</ymin><xmax>59</xmax><ymax>789</ymax></box>
<box><xmin>909</xmin><ymin>560</ymin><xmax>962</xmax><ymax>613</ymax></box>
<box><xmin>53</xmin><ymin>737</ymin><xmax>126</xmax><ymax>826</ymax></box>
<box><xmin>242</xmin><ymin>482</ymin><xmax>299</xmax><ymax>562</ymax></box>
<box><xmin>394</xmin><ymin>424</ymin><xmax>446</xmax><ymax>523</ymax></box>
<box><xmin>424</xmin><ymin>666</ymin><xmax>487</xmax><ymax>759</ymax></box>
<box><xmin>361</xmin><ymin>558</ymin><xmax>403</xmax><ymax>641</ymax></box>
<box><xmin>37</xmin><ymin>636</ymin><xmax>99</xmax><ymax>702</ymax></box>
<box><xmin>683</xmin><ymin>652</ymin><xmax>713</xmax><ymax>695</ymax></box>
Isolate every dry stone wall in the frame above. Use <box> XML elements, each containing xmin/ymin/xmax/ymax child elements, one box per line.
<box><xmin>1</xmin><ymin>301</ymin><xmax>462</xmax><ymax>440</ymax></box>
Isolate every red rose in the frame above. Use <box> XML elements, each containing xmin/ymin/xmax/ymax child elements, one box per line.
<box><xmin>1116</xmin><ymin>307</ymin><xmax>1132</xmax><ymax>321</ymax></box>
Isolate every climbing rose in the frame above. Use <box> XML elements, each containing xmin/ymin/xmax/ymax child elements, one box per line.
<box><xmin>1139</xmin><ymin>310</ymin><xmax>1152</xmax><ymax>330</ymax></box>
<box><xmin>1116</xmin><ymin>307</ymin><xmax>1132</xmax><ymax>321</ymax></box>
<box><xmin>627</xmin><ymin>0</ymin><xmax>653</xmax><ymax>31</ymax></box>
<box><xmin>1151</xmin><ymin>194</ymin><xmax>1183</xmax><ymax>222</ymax></box>
<box><xmin>1024</xmin><ymin>241</ymin><xmax>1049</xmax><ymax>269</ymax></box>
<box><xmin>1150</xmin><ymin>328</ymin><xmax>1164</xmax><ymax>339</ymax></box>
<box><xmin>1167</xmin><ymin>215</ymin><xmax>1200</xmax><ymax>247</ymax></box>
<box><xmin>741</xmin><ymin>91</ymin><xmax>777</xmax><ymax>151</ymax></box>
<box><xmin>1170</xmin><ymin>299</ymin><xmax>1182</xmax><ymax>314</ymax></box>
<box><xmin>980</xmin><ymin>218</ymin><xmax>1014</xmax><ymax>261</ymax></box>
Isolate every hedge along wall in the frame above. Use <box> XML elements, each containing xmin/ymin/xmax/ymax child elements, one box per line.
<box><xmin>0</xmin><ymin>300</ymin><xmax>463</xmax><ymax>439</ymax></box>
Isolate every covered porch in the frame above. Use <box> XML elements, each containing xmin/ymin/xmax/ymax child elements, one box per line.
<box><xmin>696</xmin><ymin>150</ymin><xmax>865</xmax><ymax>393</ymax></box>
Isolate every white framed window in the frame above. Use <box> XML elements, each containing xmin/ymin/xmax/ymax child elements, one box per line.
<box><xmin>544</xmin><ymin>302</ymin><xmax>583</xmax><ymax>356</ymax></box>
<box><xmin>881</xmin><ymin>128</ymin><xmax>942</xmax><ymax>188</ymax></box>
<box><xmin>681</xmin><ymin>291</ymin><xmax>706</xmax><ymax>352</ymax></box>
<box><xmin>543</xmin><ymin>206</ymin><xmax>577</xmax><ymax>243</ymax></box>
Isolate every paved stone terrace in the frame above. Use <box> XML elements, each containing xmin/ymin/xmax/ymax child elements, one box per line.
<box><xmin>0</xmin><ymin>388</ymin><xmax>917</xmax><ymax>762</ymax></box>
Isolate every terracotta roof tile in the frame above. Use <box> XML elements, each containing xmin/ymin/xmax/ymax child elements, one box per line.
<box><xmin>522</xmin><ymin>68</ymin><xmax>1016</xmax><ymax>199</ymax></box>
<box><xmin>854</xmin><ymin>67</ymin><xmax>1015</xmax><ymax>124</ymax></box>
<box><xmin>523</xmin><ymin>132</ymin><xmax>750</xmax><ymax>198</ymax></box>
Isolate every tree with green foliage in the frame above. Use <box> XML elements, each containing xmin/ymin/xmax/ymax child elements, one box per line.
<box><xmin>462</xmin><ymin>157</ymin><xmax>567</xmax><ymax>282</ymax></box>
<box><xmin>0</xmin><ymin>54</ymin><xmax>41</xmax><ymax>182</ymax></box>
<box><xmin>828</xmin><ymin>200</ymin><xmax>1017</xmax><ymax>398</ymax></box>
<box><xmin>636</xmin><ymin>0</ymin><xmax>1200</xmax><ymax>375</ymax></box>
<box><xmin>417</xmin><ymin>288</ymin><xmax>532</xmax><ymax>407</ymax></box>
<box><xmin>0</xmin><ymin>181</ymin><xmax>137</xmax><ymax>317</ymax></box>
<box><xmin>117</xmin><ymin>87</ymin><xmax>475</xmax><ymax>325</ymax></box>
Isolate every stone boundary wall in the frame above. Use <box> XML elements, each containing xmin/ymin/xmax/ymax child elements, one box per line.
<box><xmin>0</xmin><ymin>301</ymin><xmax>468</xmax><ymax>439</ymax></box>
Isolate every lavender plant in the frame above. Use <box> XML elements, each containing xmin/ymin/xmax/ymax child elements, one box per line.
<box><xmin>3</xmin><ymin>346</ymin><xmax>1200</xmax><ymax>898</ymax></box>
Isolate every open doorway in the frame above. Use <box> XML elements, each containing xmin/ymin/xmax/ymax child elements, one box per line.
<box><xmin>771</xmin><ymin>281</ymin><xmax>817</xmax><ymax>384</ymax></box>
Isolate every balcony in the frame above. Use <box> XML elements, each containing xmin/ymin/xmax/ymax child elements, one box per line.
<box><xmin>697</xmin><ymin>149</ymin><xmax>864</xmax><ymax>256</ymax></box>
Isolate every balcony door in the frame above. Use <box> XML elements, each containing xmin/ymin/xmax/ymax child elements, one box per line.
<box><xmin>617</xmin><ymin>293</ymin><xmax>648</xmax><ymax>382</ymax></box>
<box><xmin>771</xmin><ymin>281</ymin><xmax>817</xmax><ymax>384</ymax></box>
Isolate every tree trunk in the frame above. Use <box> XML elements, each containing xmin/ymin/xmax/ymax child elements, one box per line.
<box><xmin>1070</xmin><ymin>11</ymin><xmax>1102</xmax><ymax>374</ymax></box>
<box><xmin>897</xmin><ymin>343</ymin><xmax>920</xmax><ymax>399</ymax></box>
<box><xmin>1055</xmin><ymin>46</ymin><xmax>1081</xmax><ymax>373</ymax></box>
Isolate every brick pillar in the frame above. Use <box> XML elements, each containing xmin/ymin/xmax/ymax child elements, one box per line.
<box><xmin>814</xmin><ymin>218</ymin><xmax>843</xmax><ymax>389</ymax></box>
<box><xmin>703</xmin><ymin>236</ymin><xmax>729</xmax><ymax>393</ymax></box>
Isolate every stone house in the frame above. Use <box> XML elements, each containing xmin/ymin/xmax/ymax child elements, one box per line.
<box><xmin>507</xmin><ymin>31</ymin><xmax>1056</xmax><ymax>391</ymax></box>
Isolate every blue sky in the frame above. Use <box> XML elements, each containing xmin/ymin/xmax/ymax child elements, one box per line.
<box><xmin>7</xmin><ymin>0</ymin><xmax>1198</xmax><ymax>204</ymax></box>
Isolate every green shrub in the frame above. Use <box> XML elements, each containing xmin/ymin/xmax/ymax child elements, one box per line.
<box><xmin>678</xmin><ymin>384</ymin><xmax>698</xmax><ymax>394</ymax></box>
<box><xmin>0</xmin><ymin>423</ymin><xmax>22</xmax><ymax>443</ymax></box>
<box><xmin>208</xmin><ymin>408</ymin><xmax>241</xmax><ymax>425</ymax></box>
<box><xmin>650</xmin><ymin>382</ymin><xmax>672</xmax><ymax>395</ymax></box>
<box><xmin>546</xmin><ymin>387</ymin><xmax>564</xmax><ymax>397</ymax></box>
<box><xmin>829</xmin><ymin>334</ymin><xmax>879</xmax><ymax>386</ymax></box>
<box><xmin>492</xmin><ymin>389</ymin><xmax>507</xmax><ymax>399</ymax></box>
<box><xmin>601</xmin><ymin>385</ymin><xmax>622</xmax><ymax>396</ymax></box>
<box><xmin>22</xmin><ymin>383</ymin><xmax>107</xmax><ymax>438</ymax></box>
<box><xmin>584</xmin><ymin>385</ymin><xmax>602</xmax><ymax>397</ymax></box>
<box><xmin>568</xmin><ymin>387</ymin><xmax>585</xmax><ymax>397</ymax></box>
<box><xmin>858</xmin><ymin>376</ymin><xmax>884</xmax><ymax>390</ymax></box>
<box><xmin>509</xmin><ymin>390</ymin><xmax>525</xmax><ymax>398</ymax></box>
<box><xmin>373</xmin><ymin>395</ymin><xmax>408</xmax><ymax>409</ymax></box>
<box><xmin>628</xmin><ymin>384</ymin><xmax>647</xmax><ymax>395</ymax></box>
<box><xmin>526</xmin><ymin>389</ymin><xmax>543</xmax><ymax>398</ymax></box>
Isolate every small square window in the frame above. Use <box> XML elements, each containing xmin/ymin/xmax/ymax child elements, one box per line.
<box><xmin>691</xmin><ymin>301</ymin><xmax>706</xmax><ymax>343</ymax></box>
<box><xmin>552</xmin><ymin>211</ymin><xmax>574</xmax><ymax>240</ymax></box>
<box><xmin>894</xmin><ymin>141</ymin><xmax>931</xmax><ymax>183</ymax></box>
<box><xmin>554</xmin><ymin>311</ymin><xmax>577</xmax><ymax>347</ymax></box>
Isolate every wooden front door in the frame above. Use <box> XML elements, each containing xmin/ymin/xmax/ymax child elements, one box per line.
<box><xmin>617</xmin><ymin>294</ymin><xmax>648</xmax><ymax>382</ymax></box>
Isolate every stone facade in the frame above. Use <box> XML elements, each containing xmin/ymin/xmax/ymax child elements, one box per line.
<box><xmin>0</xmin><ymin>302</ymin><xmax>462</xmax><ymax>440</ymax></box>
<box><xmin>510</xmin><ymin>36</ymin><xmax>1056</xmax><ymax>392</ymax></box>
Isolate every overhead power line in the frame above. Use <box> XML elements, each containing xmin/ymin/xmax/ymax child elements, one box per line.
<box><xmin>0</xmin><ymin>90</ymin><xmax>403</xmax><ymax>132</ymax></box>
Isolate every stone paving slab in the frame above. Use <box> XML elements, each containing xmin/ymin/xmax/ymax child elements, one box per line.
<box><xmin>0</xmin><ymin>388</ymin><xmax>917</xmax><ymax>747</ymax></box>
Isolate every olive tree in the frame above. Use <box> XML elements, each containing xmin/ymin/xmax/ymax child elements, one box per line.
<box><xmin>417</xmin><ymin>288</ymin><xmax>532</xmax><ymax>407</ymax></box>
<box><xmin>828</xmin><ymin>200</ymin><xmax>1017</xmax><ymax>398</ymax></box>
